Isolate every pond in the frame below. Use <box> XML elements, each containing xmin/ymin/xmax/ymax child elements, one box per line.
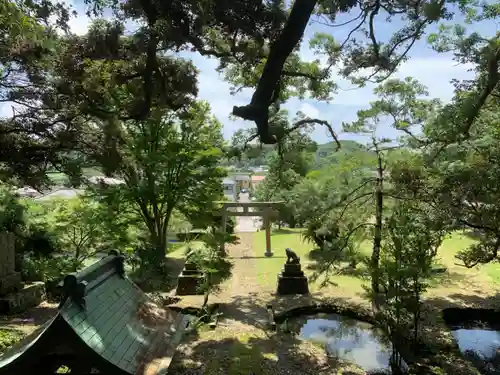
<box><xmin>443</xmin><ymin>308</ymin><xmax>500</xmax><ymax>374</ymax></box>
<box><xmin>287</xmin><ymin>313</ymin><xmax>407</xmax><ymax>374</ymax></box>
<box><xmin>452</xmin><ymin>329</ymin><xmax>500</xmax><ymax>374</ymax></box>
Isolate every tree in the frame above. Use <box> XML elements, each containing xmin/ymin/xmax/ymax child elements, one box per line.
<box><xmin>425</xmin><ymin>3</ymin><xmax>500</xmax><ymax>145</ymax></box>
<box><xmin>242</xmin><ymin>109</ymin><xmax>318</xmax><ymax>226</ymax></box>
<box><xmin>0</xmin><ymin>0</ymin><xmax>80</xmax><ymax>187</ymax></box>
<box><xmin>92</xmin><ymin>102</ymin><xmax>227</xmax><ymax>269</ymax></box>
<box><xmin>390</xmin><ymin>5</ymin><xmax>500</xmax><ymax>268</ymax></box>
<box><xmin>374</xmin><ymin>201</ymin><xmax>446</xmax><ymax>354</ymax></box>
<box><xmin>48</xmin><ymin>197</ymin><xmax>125</xmax><ymax>271</ymax></box>
<box><xmin>229</xmin><ymin>0</ymin><xmax>467</xmax><ymax>142</ymax></box>
<box><xmin>339</xmin><ymin>77</ymin><xmax>440</xmax><ymax>304</ymax></box>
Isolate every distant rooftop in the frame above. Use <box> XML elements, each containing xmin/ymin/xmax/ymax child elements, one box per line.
<box><xmin>251</xmin><ymin>175</ymin><xmax>265</xmax><ymax>182</ymax></box>
<box><xmin>222</xmin><ymin>178</ymin><xmax>236</xmax><ymax>185</ymax></box>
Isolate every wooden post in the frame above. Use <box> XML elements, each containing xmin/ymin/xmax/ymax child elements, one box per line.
<box><xmin>264</xmin><ymin>210</ymin><xmax>273</xmax><ymax>257</ymax></box>
<box><xmin>220</xmin><ymin>209</ymin><xmax>227</xmax><ymax>254</ymax></box>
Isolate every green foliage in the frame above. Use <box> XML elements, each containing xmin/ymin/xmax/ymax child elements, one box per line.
<box><xmin>22</xmin><ymin>254</ymin><xmax>74</xmax><ymax>284</ymax></box>
<box><xmin>0</xmin><ymin>328</ymin><xmax>24</xmax><ymax>353</ymax></box>
<box><xmin>186</xmin><ymin>231</ymin><xmax>234</xmax><ymax>309</ymax></box>
<box><xmin>0</xmin><ymin>184</ymin><xmax>26</xmax><ymax>233</ymax></box>
<box><xmin>46</xmin><ymin>198</ymin><xmax>100</xmax><ymax>270</ymax></box>
<box><xmin>89</xmin><ymin>101</ymin><xmax>227</xmax><ymax>269</ymax></box>
<box><xmin>373</xmin><ymin>201</ymin><xmax>447</xmax><ymax>348</ymax></box>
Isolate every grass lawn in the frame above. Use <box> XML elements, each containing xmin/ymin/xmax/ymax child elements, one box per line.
<box><xmin>166</xmin><ymin>229</ymin><xmax>490</xmax><ymax>374</ymax></box>
<box><xmin>168</xmin><ymin>229</ymin><xmax>500</xmax><ymax>306</ymax></box>
<box><xmin>250</xmin><ymin>229</ymin><xmax>500</xmax><ymax>314</ymax></box>
<box><xmin>46</xmin><ymin>167</ymin><xmax>103</xmax><ymax>185</ymax></box>
<box><xmin>252</xmin><ymin>229</ymin><xmax>367</xmax><ymax>299</ymax></box>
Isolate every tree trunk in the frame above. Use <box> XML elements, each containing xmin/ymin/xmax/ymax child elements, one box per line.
<box><xmin>149</xmin><ymin>208</ymin><xmax>173</xmax><ymax>270</ymax></box>
<box><xmin>371</xmin><ymin>148</ymin><xmax>384</xmax><ymax>310</ymax></box>
<box><xmin>202</xmin><ymin>274</ymin><xmax>211</xmax><ymax>309</ymax></box>
<box><xmin>73</xmin><ymin>247</ymin><xmax>81</xmax><ymax>272</ymax></box>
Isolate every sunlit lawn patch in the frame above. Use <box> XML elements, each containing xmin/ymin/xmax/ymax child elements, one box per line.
<box><xmin>0</xmin><ymin>328</ymin><xmax>24</xmax><ymax>353</ymax></box>
<box><xmin>251</xmin><ymin>229</ymin><xmax>366</xmax><ymax>297</ymax></box>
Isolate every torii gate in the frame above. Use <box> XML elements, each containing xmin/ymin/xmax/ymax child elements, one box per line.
<box><xmin>215</xmin><ymin>201</ymin><xmax>283</xmax><ymax>257</ymax></box>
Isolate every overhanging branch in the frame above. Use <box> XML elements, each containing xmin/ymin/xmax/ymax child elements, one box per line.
<box><xmin>232</xmin><ymin>0</ymin><xmax>319</xmax><ymax>144</ymax></box>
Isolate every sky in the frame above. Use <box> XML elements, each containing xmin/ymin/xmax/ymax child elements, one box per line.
<box><xmin>4</xmin><ymin>1</ymin><xmax>498</xmax><ymax>144</ymax></box>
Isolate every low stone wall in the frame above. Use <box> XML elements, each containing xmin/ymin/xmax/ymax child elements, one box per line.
<box><xmin>273</xmin><ymin>302</ymin><xmax>375</xmax><ymax>325</ymax></box>
<box><xmin>0</xmin><ymin>282</ymin><xmax>46</xmax><ymax>314</ymax></box>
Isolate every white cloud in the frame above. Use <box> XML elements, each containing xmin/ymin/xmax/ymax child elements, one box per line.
<box><xmin>298</xmin><ymin>102</ymin><xmax>320</xmax><ymax>118</ymax></box>
<box><xmin>330</xmin><ymin>57</ymin><xmax>474</xmax><ymax>106</ymax></box>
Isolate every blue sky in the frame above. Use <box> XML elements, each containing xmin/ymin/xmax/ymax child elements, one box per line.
<box><xmin>3</xmin><ymin>1</ymin><xmax>497</xmax><ymax>145</ymax></box>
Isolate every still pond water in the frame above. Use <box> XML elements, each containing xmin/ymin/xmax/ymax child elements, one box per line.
<box><xmin>452</xmin><ymin>329</ymin><xmax>500</xmax><ymax>374</ymax></box>
<box><xmin>289</xmin><ymin>313</ymin><xmax>406</xmax><ymax>374</ymax></box>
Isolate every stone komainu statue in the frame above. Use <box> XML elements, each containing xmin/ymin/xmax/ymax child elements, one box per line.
<box><xmin>285</xmin><ymin>247</ymin><xmax>300</xmax><ymax>264</ymax></box>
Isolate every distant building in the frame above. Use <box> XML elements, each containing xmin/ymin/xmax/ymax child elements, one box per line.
<box><xmin>87</xmin><ymin>176</ymin><xmax>124</xmax><ymax>185</ymax></box>
<box><xmin>317</xmin><ymin>150</ymin><xmax>328</xmax><ymax>158</ymax></box>
<box><xmin>222</xmin><ymin>178</ymin><xmax>238</xmax><ymax>201</ymax></box>
<box><xmin>232</xmin><ymin>174</ymin><xmax>251</xmax><ymax>189</ymax></box>
<box><xmin>251</xmin><ymin>175</ymin><xmax>265</xmax><ymax>191</ymax></box>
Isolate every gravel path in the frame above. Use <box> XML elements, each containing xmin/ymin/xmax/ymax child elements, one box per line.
<box><xmin>169</xmin><ymin>230</ymin><xmax>353</xmax><ymax>374</ymax></box>
<box><xmin>218</xmin><ymin>232</ymin><xmax>269</xmax><ymax>330</ymax></box>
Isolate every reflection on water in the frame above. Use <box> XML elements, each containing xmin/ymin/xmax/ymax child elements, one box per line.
<box><xmin>453</xmin><ymin>329</ymin><xmax>500</xmax><ymax>374</ymax></box>
<box><xmin>291</xmin><ymin>314</ymin><xmax>405</xmax><ymax>374</ymax></box>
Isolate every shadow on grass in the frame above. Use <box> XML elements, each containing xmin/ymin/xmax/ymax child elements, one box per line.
<box><xmin>271</xmin><ymin>228</ymin><xmax>299</xmax><ymax>236</ymax></box>
<box><xmin>305</xmin><ymin>249</ymin><xmax>368</xmax><ymax>280</ymax></box>
<box><xmin>216</xmin><ymin>293</ymin><xmax>363</xmax><ymax>333</ymax></box>
<box><xmin>427</xmin><ymin>268</ymin><xmax>469</xmax><ymax>289</ymax></box>
<box><xmin>462</xmin><ymin>230</ymin><xmax>484</xmax><ymax>241</ymax></box>
<box><xmin>425</xmin><ymin>291</ymin><xmax>500</xmax><ymax>312</ymax></box>
<box><xmin>169</xmin><ymin>330</ymin><xmax>356</xmax><ymax>375</ymax></box>
<box><xmin>0</xmin><ymin>302</ymin><xmax>57</xmax><ymax>328</ymax></box>
<box><xmin>408</xmin><ymin>292</ymin><xmax>500</xmax><ymax>375</ymax></box>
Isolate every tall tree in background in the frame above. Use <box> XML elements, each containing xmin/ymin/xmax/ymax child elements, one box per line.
<box><xmin>0</xmin><ymin>0</ymin><xmax>76</xmax><ymax>187</ymax></box>
<box><xmin>339</xmin><ymin>77</ymin><xmax>440</xmax><ymax>306</ymax></box>
<box><xmin>240</xmin><ymin>110</ymin><xmax>317</xmax><ymax>227</ymax></box>
<box><xmin>91</xmin><ymin>102</ymin><xmax>226</xmax><ymax>269</ymax></box>
<box><xmin>390</xmin><ymin>4</ymin><xmax>500</xmax><ymax>268</ymax></box>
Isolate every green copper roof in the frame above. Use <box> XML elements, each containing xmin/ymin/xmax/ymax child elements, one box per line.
<box><xmin>0</xmin><ymin>252</ymin><xmax>190</xmax><ymax>375</ymax></box>
<box><xmin>60</xmin><ymin>274</ymin><xmax>190</xmax><ymax>374</ymax></box>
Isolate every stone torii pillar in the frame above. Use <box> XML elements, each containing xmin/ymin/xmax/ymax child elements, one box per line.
<box><xmin>263</xmin><ymin>207</ymin><xmax>273</xmax><ymax>257</ymax></box>
<box><xmin>216</xmin><ymin>201</ymin><xmax>282</xmax><ymax>257</ymax></box>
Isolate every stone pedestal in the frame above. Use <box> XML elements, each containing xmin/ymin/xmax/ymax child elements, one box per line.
<box><xmin>277</xmin><ymin>262</ymin><xmax>309</xmax><ymax>295</ymax></box>
<box><xmin>0</xmin><ymin>282</ymin><xmax>46</xmax><ymax>314</ymax></box>
<box><xmin>176</xmin><ymin>263</ymin><xmax>204</xmax><ymax>296</ymax></box>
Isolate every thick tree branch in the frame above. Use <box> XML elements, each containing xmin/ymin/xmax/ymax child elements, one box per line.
<box><xmin>232</xmin><ymin>0</ymin><xmax>318</xmax><ymax>144</ymax></box>
<box><xmin>286</xmin><ymin>118</ymin><xmax>341</xmax><ymax>150</ymax></box>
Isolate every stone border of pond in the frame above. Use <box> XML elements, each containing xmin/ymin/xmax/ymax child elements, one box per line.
<box><xmin>273</xmin><ymin>302</ymin><xmax>376</xmax><ymax>325</ymax></box>
<box><xmin>442</xmin><ymin>307</ymin><xmax>500</xmax><ymax>330</ymax></box>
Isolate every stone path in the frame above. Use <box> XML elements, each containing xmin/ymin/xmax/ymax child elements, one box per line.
<box><xmin>218</xmin><ymin>232</ymin><xmax>269</xmax><ymax>330</ymax></box>
<box><xmin>170</xmin><ymin>228</ymin><xmax>340</xmax><ymax>375</ymax></box>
